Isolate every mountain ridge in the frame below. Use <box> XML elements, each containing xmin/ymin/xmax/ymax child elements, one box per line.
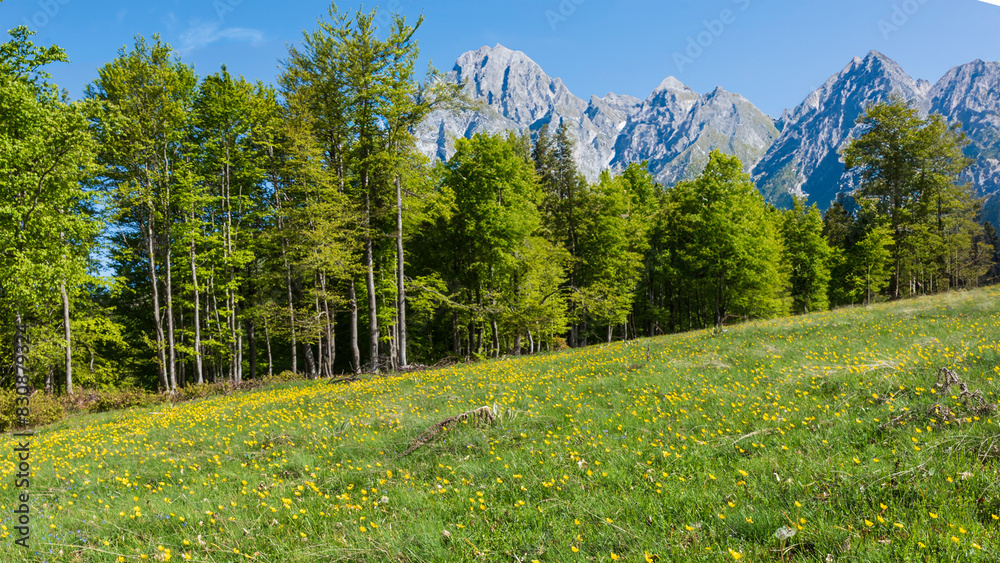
<box><xmin>416</xmin><ymin>44</ymin><xmax>1000</xmax><ymax>215</ymax></box>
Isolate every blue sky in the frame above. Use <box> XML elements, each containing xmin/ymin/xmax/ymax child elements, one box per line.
<box><xmin>2</xmin><ymin>0</ymin><xmax>999</xmax><ymax>117</ymax></box>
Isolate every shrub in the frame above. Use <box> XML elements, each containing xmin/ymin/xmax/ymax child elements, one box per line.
<box><xmin>173</xmin><ymin>383</ymin><xmax>225</xmax><ymax>402</ymax></box>
<box><xmin>0</xmin><ymin>389</ymin><xmax>67</xmax><ymax>432</ymax></box>
<box><xmin>266</xmin><ymin>370</ymin><xmax>303</xmax><ymax>383</ymax></box>
<box><xmin>87</xmin><ymin>387</ymin><xmax>164</xmax><ymax>413</ymax></box>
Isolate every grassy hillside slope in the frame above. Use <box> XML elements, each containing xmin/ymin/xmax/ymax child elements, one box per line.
<box><xmin>3</xmin><ymin>289</ymin><xmax>1000</xmax><ymax>562</ymax></box>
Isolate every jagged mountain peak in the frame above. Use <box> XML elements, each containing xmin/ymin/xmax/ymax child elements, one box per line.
<box><xmin>418</xmin><ymin>46</ymin><xmax>1000</xmax><ymax>217</ymax></box>
<box><xmin>653</xmin><ymin>76</ymin><xmax>692</xmax><ymax>93</ymax></box>
<box><xmin>753</xmin><ymin>51</ymin><xmax>932</xmax><ymax>208</ymax></box>
<box><xmin>929</xmin><ymin>59</ymin><xmax>1000</xmax><ymax>206</ymax></box>
<box><xmin>456</xmin><ymin>44</ymin><xmax>537</xmax><ymax>74</ymax></box>
<box><xmin>418</xmin><ymin>44</ymin><xmax>775</xmax><ymax>186</ymax></box>
<box><xmin>590</xmin><ymin>92</ymin><xmax>642</xmax><ymax>106</ymax></box>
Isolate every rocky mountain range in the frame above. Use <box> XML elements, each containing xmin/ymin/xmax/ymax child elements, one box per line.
<box><xmin>416</xmin><ymin>44</ymin><xmax>1000</xmax><ymax>216</ymax></box>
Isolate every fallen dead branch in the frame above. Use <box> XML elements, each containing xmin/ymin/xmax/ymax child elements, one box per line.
<box><xmin>328</xmin><ymin>375</ymin><xmax>360</xmax><ymax>385</ymax></box>
<box><xmin>398</xmin><ymin>406</ymin><xmax>497</xmax><ymax>458</ymax></box>
<box><xmin>879</xmin><ymin>367</ymin><xmax>996</xmax><ymax>431</ymax></box>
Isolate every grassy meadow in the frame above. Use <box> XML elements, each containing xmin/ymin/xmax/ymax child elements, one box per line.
<box><xmin>3</xmin><ymin>288</ymin><xmax>1000</xmax><ymax>562</ymax></box>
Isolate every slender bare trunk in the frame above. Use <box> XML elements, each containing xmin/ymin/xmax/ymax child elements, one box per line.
<box><xmin>284</xmin><ymin>254</ymin><xmax>296</xmax><ymax>374</ymax></box>
<box><xmin>264</xmin><ymin>315</ymin><xmax>274</xmax><ymax>378</ymax></box>
<box><xmin>303</xmin><ymin>340</ymin><xmax>317</xmax><ymax>379</ymax></box>
<box><xmin>314</xmin><ymin>275</ymin><xmax>325</xmax><ymax>376</ymax></box>
<box><xmin>190</xmin><ymin>228</ymin><xmax>203</xmax><ymax>384</ymax></box>
<box><xmin>349</xmin><ymin>279</ymin><xmax>360</xmax><ymax>374</ymax></box>
<box><xmin>60</xmin><ymin>280</ymin><xmax>73</xmax><ymax>395</ymax></box>
<box><xmin>146</xmin><ymin>206</ymin><xmax>169</xmax><ymax>391</ymax></box>
<box><xmin>396</xmin><ymin>177</ymin><xmax>407</xmax><ymax>368</ymax></box>
<box><xmin>364</xmin><ymin>191</ymin><xmax>379</xmax><ymax>373</ymax></box>
<box><xmin>320</xmin><ymin>271</ymin><xmax>334</xmax><ymax>377</ymax></box>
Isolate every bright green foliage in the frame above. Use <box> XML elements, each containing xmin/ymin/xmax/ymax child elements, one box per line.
<box><xmin>848</xmin><ymin>223</ymin><xmax>894</xmax><ymax>305</ymax></box>
<box><xmin>429</xmin><ymin>133</ymin><xmax>567</xmax><ymax>356</ymax></box>
<box><xmin>533</xmin><ymin>122</ymin><xmax>589</xmax><ymax>345</ymax></box>
<box><xmin>781</xmin><ymin>197</ymin><xmax>831</xmax><ymax>314</ymax></box>
<box><xmin>0</xmin><ymin>26</ymin><xmax>99</xmax><ymax>387</ymax></box>
<box><xmin>843</xmin><ymin>96</ymin><xmax>982</xmax><ymax>298</ymax></box>
<box><xmin>280</xmin><ymin>3</ymin><xmax>454</xmax><ymax>372</ymax></box>
<box><xmin>87</xmin><ymin>35</ymin><xmax>198</xmax><ymax>391</ymax></box>
<box><xmin>649</xmin><ymin>150</ymin><xmax>787</xmax><ymax>331</ymax></box>
<box><xmin>6</xmin><ymin>6</ymin><xmax>1000</xmax><ymax>394</ymax></box>
<box><xmin>187</xmin><ymin>67</ymin><xmax>281</xmax><ymax>383</ymax></box>
<box><xmin>576</xmin><ymin>166</ymin><xmax>656</xmax><ymax>342</ymax></box>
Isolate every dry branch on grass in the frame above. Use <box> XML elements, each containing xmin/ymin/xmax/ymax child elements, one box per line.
<box><xmin>328</xmin><ymin>375</ymin><xmax>360</xmax><ymax>385</ymax></box>
<box><xmin>879</xmin><ymin>367</ymin><xmax>996</xmax><ymax>431</ymax></box>
<box><xmin>398</xmin><ymin>406</ymin><xmax>497</xmax><ymax>458</ymax></box>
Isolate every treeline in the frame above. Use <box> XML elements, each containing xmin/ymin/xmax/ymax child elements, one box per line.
<box><xmin>1</xmin><ymin>6</ymin><xmax>997</xmax><ymax>395</ymax></box>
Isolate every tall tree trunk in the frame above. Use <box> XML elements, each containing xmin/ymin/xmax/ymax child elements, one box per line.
<box><xmin>303</xmin><ymin>340</ymin><xmax>317</xmax><ymax>379</ymax></box>
<box><xmin>349</xmin><ymin>279</ymin><xmax>361</xmax><ymax>374</ymax></box>
<box><xmin>165</xmin><ymin>228</ymin><xmax>177</xmax><ymax>392</ymax></box>
<box><xmin>162</xmin><ymin>181</ymin><xmax>178</xmax><ymax>393</ymax></box>
<box><xmin>320</xmin><ymin>271</ymin><xmax>334</xmax><ymax>377</ymax></box>
<box><xmin>178</xmin><ymin>308</ymin><xmax>186</xmax><ymax>388</ymax></box>
<box><xmin>491</xmin><ymin>318</ymin><xmax>500</xmax><ymax>358</ymax></box>
<box><xmin>284</xmin><ymin>253</ymin><xmax>297</xmax><ymax>374</ymax></box>
<box><xmin>364</xmin><ymin>191</ymin><xmax>379</xmax><ymax>373</ymax></box>
<box><xmin>190</xmin><ymin>231</ymin><xmax>204</xmax><ymax>384</ymax></box>
<box><xmin>264</xmin><ymin>315</ymin><xmax>274</xmax><ymax>378</ymax></box>
<box><xmin>246</xmin><ymin>317</ymin><xmax>256</xmax><ymax>381</ymax></box>
<box><xmin>396</xmin><ymin>176</ymin><xmax>408</xmax><ymax>368</ymax></box>
<box><xmin>246</xmin><ymin>269</ymin><xmax>257</xmax><ymax>381</ymax></box>
<box><xmin>389</xmin><ymin>323</ymin><xmax>398</xmax><ymax>372</ymax></box>
<box><xmin>60</xmin><ymin>281</ymin><xmax>73</xmax><ymax>395</ymax></box>
<box><xmin>146</xmin><ymin>207</ymin><xmax>169</xmax><ymax>391</ymax></box>
<box><xmin>314</xmin><ymin>278</ymin><xmax>325</xmax><ymax>376</ymax></box>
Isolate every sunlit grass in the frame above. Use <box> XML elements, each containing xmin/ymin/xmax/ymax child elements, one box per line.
<box><xmin>2</xmin><ymin>288</ymin><xmax>1000</xmax><ymax>561</ymax></box>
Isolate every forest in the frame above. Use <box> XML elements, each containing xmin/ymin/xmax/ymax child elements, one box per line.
<box><xmin>2</xmin><ymin>4</ymin><xmax>997</xmax><ymax>395</ymax></box>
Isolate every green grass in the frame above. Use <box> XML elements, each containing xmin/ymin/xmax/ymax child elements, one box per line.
<box><xmin>3</xmin><ymin>288</ymin><xmax>1000</xmax><ymax>562</ymax></box>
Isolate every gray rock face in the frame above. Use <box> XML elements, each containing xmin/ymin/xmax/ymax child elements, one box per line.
<box><xmin>416</xmin><ymin>45</ymin><xmax>772</xmax><ymax>184</ymax></box>
<box><xmin>414</xmin><ymin>44</ymin><xmax>629</xmax><ymax>181</ymax></box>
<box><xmin>751</xmin><ymin>51</ymin><xmax>931</xmax><ymax>208</ymax></box>
<box><xmin>418</xmin><ymin>45</ymin><xmax>1000</xmax><ymax>217</ymax></box>
<box><xmin>753</xmin><ymin>53</ymin><xmax>1000</xmax><ymax>212</ymax></box>
<box><xmin>929</xmin><ymin>60</ymin><xmax>1000</xmax><ymax>198</ymax></box>
<box><xmin>611</xmin><ymin>81</ymin><xmax>779</xmax><ymax>185</ymax></box>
